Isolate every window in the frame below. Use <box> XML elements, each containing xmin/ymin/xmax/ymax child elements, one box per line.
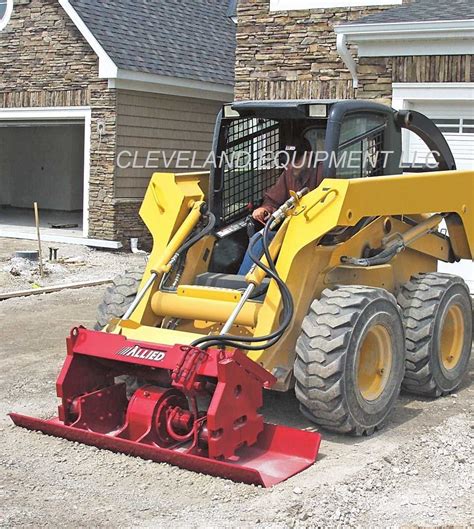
<box><xmin>433</xmin><ymin>118</ymin><xmax>474</xmax><ymax>135</ymax></box>
<box><xmin>270</xmin><ymin>0</ymin><xmax>402</xmax><ymax>11</ymax></box>
<box><xmin>0</xmin><ymin>0</ymin><xmax>13</xmax><ymax>31</ymax></box>
<box><xmin>336</xmin><ymin>114</ymin><xmax>386</xmax><ymax>179</ymax></box>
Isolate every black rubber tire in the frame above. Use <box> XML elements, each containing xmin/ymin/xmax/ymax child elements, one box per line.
<box><xmin>94</xmin><ymin>269</ymin><xmax>143</xmax><ymax>330</ymax></box>
<box><xmin>397</xmin><ymin>272</ymin><xmax>472</xmax><ymax>397</ymax></box>
<box><xmin>294</xmin><ymin>286</ymin><xmax>405</xmax><ymax>435</ymax></box>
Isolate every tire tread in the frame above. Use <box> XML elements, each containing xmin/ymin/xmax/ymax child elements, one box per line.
<box><xmin>397</xmin><ymin>272</ymin><xmax>472</xmax><ymax>397</ymax></box>
<box><xmin>94</xmin><ymin>269</ymin><xmax>143</xmax><ymax>329</ymax></box>
<box><xmin>295</xmin><ymin>286</ymin><xmax>401</xmax><ymax>435</ymax></box>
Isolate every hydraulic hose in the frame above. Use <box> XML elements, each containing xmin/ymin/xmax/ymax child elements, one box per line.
<box><xmin>175</xmin><ymin>209</ymin><xmax>216</xmax><ymax>256</ymax></box>
<box><xmin>191</xmin><ymin>221</ymin><xmax>294</xmax><ymax>351</ymax></box>
<box><xmin>340</xmin><ymin>240</ymin><xmax>404</xmax><ymax>267</ymax></box>
<box><xmin>160</xmin><ymin>210</ymin><xmax>216</xmax><ymax>292</ymax></box>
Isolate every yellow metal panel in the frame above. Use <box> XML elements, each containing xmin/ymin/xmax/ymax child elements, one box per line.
<box><xmin>132</xmin><ymin>172</ymin><xmax>205</xmax><ymax>326</ymax></box>
<box><xmin>325</xmin><ymin>264</ymin><xmax>396</xmax><ymax>292</ymax></box>
<box><xmin>446</xmin><ymin>214</ymin><xmax>472</xmax><ymax>259</ymax></box>
<box><xmin>151</xmin><ymin>291</ymin><xmax>260</xmax><ymax>327</ymax></box>
<box><xmin>114</xmin><ymin>324</ymin><xmax>203</xmax><ymax>345</ymax></box>
<box><xmin>177</xmin><ymin>285</ymin><xmax>242</xmax><ymax>303</ymax></box>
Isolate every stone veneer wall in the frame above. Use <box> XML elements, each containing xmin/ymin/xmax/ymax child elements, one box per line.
<box><xmin>235</xmin><ymin>0</ymin><xmax>401</xmax><ymax>101</ymax></box>
<box><xmin>114</xmin><ymin>200</ymin><xmax>152</xmax><ymax>251</ymax></box>
<box><xmin>0</xmin><ymin>0</ymin><xmax>117</xmax><ymax>240</ymax></box>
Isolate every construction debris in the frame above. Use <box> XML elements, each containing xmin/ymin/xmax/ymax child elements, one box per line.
<box><xmin>33</xmin><ymin>202</ymin><xmax>44</xmax><ymax>278</ymax></box>
<box><xmin>0</xmin><ymin>238</ymin><xmax>146</xmax><ymax>295</ymax></box>
<box><xmin>14</xmin><ymin>250</ymin><xmax>39</xmax><ymax>261</ymax></box>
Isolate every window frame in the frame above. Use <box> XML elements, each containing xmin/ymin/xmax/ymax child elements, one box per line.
<box><xmin>0</xmin><ymin>0</ymin><xmax>13</xmax><ymax>31</ymax></box>
<box><xmin>270</xmin><ymin>0</ymin><xmax>402</xmax><ymax>11</ymax></box>
<box><xmin>323</xmin><ymin>101</ymin><xmax>401</xmax><ymax>179</ymax></box>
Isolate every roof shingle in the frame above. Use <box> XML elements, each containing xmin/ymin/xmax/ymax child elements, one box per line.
<box><xmin>68</xmin><ymin>0</ymin><xmax>235</xmax><ymax>86</ymax></box>
<box><xmin>349</xmin><ymin>0</ymin><xmax>474</xmax><ymax>24</ymax></box>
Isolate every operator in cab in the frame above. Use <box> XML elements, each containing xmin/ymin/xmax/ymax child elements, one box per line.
<box><xmin>238</xmin><ymin>140</ymin><xmax>322</xmax><ymax>275</ymax></box>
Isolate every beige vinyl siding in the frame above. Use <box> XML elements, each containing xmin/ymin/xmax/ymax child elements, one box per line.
<box><xmin>115</xmin><ymin>90</ymin><xmax>226</xmax><ymax>199</ymax></box>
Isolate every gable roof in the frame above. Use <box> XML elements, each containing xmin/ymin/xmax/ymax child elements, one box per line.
<box><xmin>67</xmin><ymin>0</ymin><xmax>235</xmax><ymax>87</ymax></box>
<box><xmin>350</xmin><ymin>0</ymin><xmax>474</xmax><ymax>25</ymax></box>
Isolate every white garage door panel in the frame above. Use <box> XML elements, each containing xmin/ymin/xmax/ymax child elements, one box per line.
<box><xmin>404</xmin><ymin>133</ymin><xmax>474</xmax><ymax>169</ymax></box>
<box><xmin>405</xmin><ymin>101</ymin><xmax>474</xmax><ymax>170</ymax></box>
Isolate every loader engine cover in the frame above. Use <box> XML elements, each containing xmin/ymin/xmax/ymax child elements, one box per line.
<box><xmin>10</xmin><ymin>327</ymin><xmax>321</xmax><ymax>487</ymax></box>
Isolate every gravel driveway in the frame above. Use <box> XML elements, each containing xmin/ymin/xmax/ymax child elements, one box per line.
<box><xmin>1</xmin><ymin>285</ymin><xmax>472</xmax><ymax>528</ymax></box>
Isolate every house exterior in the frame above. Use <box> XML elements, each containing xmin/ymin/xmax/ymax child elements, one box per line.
<box><xmin>337</xmin><ymin>0</ymin><xmax>474</xmax><ymax>171</ymax></box>
<box><xmin>236</xmin><ymin>0</ymin><xmax>473</xmax><ymax>167</ymax></box>
<box><xmin>235</xmin><ymin>0</ymin><xmax>473</xmax><ymax>289</ymax></box>
<box><xmin>0</xmin><ymin>0</ymin><xmax>235</xmax><ymax>247</ymax></box>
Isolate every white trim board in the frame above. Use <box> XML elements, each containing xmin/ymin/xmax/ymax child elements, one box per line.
<box><xmin>270</xmin><ymin>0</ymin><xmax>401</xmax><ymax>10</ymax></box>
<box><xmin>110</xmin><ymin>72</ymin><xmax>233</xmax><ymax>102</ymax></box>
<box><xmin>58</xmin><ymin>0</ymin><xmax>117</xmax><ymax>78</ymax></box>
<box><xmin>0</xmin><ymin>106</ymin><xmax>91</xmax><ymax>119</ymax></box>
<box><xmin>0</xmin><ymin>106</ymin><xmax>92</xmax><ymax>238</ymax></box>
<box><xmin>338</xmin><ymin>19</ymin><xmax>474</xmax><ymax>35</ymax></box>
<box><xmin>391</xmin><ymin>83</ymin><xmax>474</xmax><ymax>110</ymax></box>
<box><xmin>356</xmin><ymin>40</ymin><xmax>473</xmax><ymax>57</ymax></box>
<box><xmin>336</xmin><ymin>19</ymin><xmax>474</xmax><ymax>57</ymax></box>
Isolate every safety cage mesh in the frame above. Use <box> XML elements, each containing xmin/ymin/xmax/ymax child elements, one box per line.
<box><xmin>219</xmin><ymin>118</ymin><xmax>281</xmax><ymax>225</ymax></box>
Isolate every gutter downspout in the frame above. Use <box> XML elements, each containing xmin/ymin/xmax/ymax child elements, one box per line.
<box><xmin>336</xmin><ymin>32</ymin><xmax>359</xmax><ymax>89</ymax></box>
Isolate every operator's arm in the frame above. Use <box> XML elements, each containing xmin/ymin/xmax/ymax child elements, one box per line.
<box><xmin>262</xmin><ymin>162</ymin><xmax>322</xmax><ymax>218</ymax></box>
<box><xmin>258</xmin><ymin>168</ymin><xmax>290</xmax><ymax>216</ymax></box>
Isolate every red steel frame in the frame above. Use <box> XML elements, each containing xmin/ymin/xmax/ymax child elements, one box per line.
<box><xmin>10</xmin><ymin>327</ymin><xmax>321</xmax><ymax>487</ymax></box>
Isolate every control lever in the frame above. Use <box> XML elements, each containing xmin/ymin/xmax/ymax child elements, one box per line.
<box><xmin>269</xmin><ymin>187</ymin><xmax>309</xmax><ymax>230</ymax></box>
<box><xmin>246</xmin><ymin>215</ymin><xmax>257</xmax><ymax>238</ymax></box>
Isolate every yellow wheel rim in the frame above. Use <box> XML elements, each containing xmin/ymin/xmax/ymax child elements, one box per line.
<box><xmin>356</xmin><ymin>324</ymin><xmax>393</xmax><ymax>401</ymax></box>
<box><xmin>440</xmin><ymin>304</ymin><xmax>464</xmax><ymax>370</ymax></box>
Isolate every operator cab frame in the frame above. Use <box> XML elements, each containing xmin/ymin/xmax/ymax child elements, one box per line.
<box><xmin>205</xmin><ymin>99</ymin><xmax>456</xmax><ymax>275</ymax></box>
<box><xmin>209</xmin><ymin>99</ymin><xmax>456</xmax><ymax>229</ymax></box>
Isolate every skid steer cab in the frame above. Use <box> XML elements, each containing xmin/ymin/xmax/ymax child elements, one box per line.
<box><xmin>11</xmin><ymin>100</ymin><xmax>473</xmax><ymax>486</ymax></box>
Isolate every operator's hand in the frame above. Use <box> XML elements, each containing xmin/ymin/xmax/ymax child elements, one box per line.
<box><xmin>252</xmin><ymin>207</ymin><xmax>270</xmax><ymax>225</ymax></box>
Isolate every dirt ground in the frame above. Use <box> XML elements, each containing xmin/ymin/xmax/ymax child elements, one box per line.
<box><xmin>0</xmin><ymin>238</ymin><xmax>146</xmax><ymax>293</ymax></box>
<box><xmin>1</xmin><ymin>284</ymin><xmax>473</xmax><ymax>527</ymax></box>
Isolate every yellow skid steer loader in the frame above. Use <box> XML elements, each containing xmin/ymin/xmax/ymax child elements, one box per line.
<box><xmin>12</xmin><ymin>100</ymin><xmax>473</xmax><ymax>486</ymax></box>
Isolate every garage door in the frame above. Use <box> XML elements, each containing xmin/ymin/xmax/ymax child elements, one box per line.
<box><xmin>402</xmin><ymin>100</ymin><xmax>474</xmax><ymax>293</ymax></box>
<box><xmin>403</xmin><ymin>101</ymin><xmax>474</xmax><ymax>170</ymax></box>
<box><xmin>0</xmin><ymin>121</ymin><xmax>85</xmax><ymax>235</ymax></box>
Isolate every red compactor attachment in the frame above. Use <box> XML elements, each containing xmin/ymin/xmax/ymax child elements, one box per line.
<box><xmin>10</xmin><ymin>327</ymin><xmax>321</xmax><ymax>486</ymax></box>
